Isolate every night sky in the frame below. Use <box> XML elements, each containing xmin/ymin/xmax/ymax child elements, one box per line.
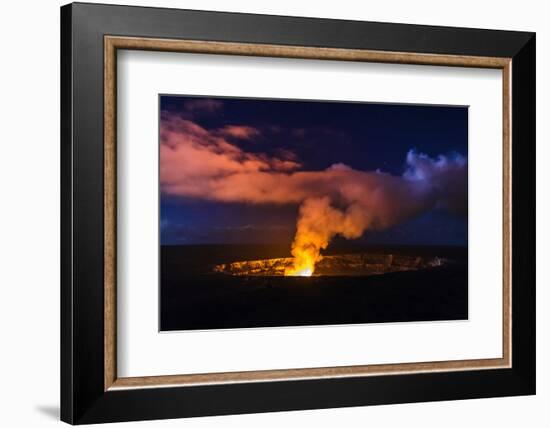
<box><xmin>160</xmin><ymin>95</ymin><xmax>468</xmax><ymax>247</ymax></box>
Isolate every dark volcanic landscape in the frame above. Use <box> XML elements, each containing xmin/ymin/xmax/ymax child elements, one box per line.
<box><xmin>160</xmin><ymin>244</ymin><xmax>468</xmax><ymax>331</ymax></box>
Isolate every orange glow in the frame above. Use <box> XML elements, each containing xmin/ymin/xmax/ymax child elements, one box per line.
<box><xmin>284</xmin><ymin>241</ymin><xmax>320</xmax><ymax>277</ymax></box>
<box><xmin>286</xmin><ymin>265</ymin><xmax>314</xmax><ymax>277</ymax></box>
<box><xmin>296</xmin><ymin>267</ymin><xmax>313</xmax><ymax>277</ymax></box>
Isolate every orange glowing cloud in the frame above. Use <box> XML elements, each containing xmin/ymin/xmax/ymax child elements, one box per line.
<box><xmin>216</xmin><ymin>125</ymin><xmax>261</xmax><ymax>140</ymax></box>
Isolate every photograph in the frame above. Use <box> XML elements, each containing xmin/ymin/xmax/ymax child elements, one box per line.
<box><xmin>159</xmin><ymin>95</ymin><xmax>469</xmax><ymax>331</ymax></box>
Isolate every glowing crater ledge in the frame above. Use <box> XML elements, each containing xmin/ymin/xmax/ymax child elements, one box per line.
<box><xmin>213</xmin><ymin>253</ymin><xmax>444</xmax><ymax>277</ymax></box>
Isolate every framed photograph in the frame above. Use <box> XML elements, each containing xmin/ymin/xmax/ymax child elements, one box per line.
<box><xmin>61</xmin><ymin>2</ymin><xmax>535</xmax><ymax>424</ymax></box>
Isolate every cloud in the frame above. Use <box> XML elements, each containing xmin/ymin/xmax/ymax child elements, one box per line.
<box><xmin>160</xmin><ymin>113</ymin><xmax>300</xmax><ymax>202</ymax></box>
<box><xmin>404</xmin><ymin>149</ymin><xmax>468</xmax><ymax>216</ymax></box>
<box><xmin>183</xmin><ymin>98</ymin><xmax>224</xmax><ymax>114</ymax></box>
<box><xmin>161</xmin><ymin>112</ymin><xmax>466</xmax><ymax>212</ymax></box>
<box><xmin>216</xmin><ymin>125</ymin><xmax>261</xmax><ymax>140</ymax></box>
<box><xmin>291</xmin><ymin>128</ymin><xmax>307</xmax><ymax>138</ymax></box>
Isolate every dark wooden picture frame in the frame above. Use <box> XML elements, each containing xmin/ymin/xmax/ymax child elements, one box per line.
<box><xmin>61</xmin><ymin>2</ymin><xmax>535</xmax><ymax>424</ymax></box>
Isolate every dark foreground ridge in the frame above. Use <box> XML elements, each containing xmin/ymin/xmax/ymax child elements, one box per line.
<box><xmin>160</xmin><ymin>244</ymin><xmax>468</xmax><ymax>331</ymax></box>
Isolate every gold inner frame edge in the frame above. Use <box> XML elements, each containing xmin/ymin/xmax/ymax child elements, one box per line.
<box><xmin>104</xmin><ymin>35</ymin><xmax>512</xmax><ymax>391</ymax></box>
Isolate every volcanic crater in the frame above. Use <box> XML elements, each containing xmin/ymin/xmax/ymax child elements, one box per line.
<box><xmin>213</xmin><ymin>253</ymin><xmax>444</xmax><ymax>277</ymax></box>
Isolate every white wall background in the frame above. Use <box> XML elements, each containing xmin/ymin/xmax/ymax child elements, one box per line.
<box><xmin>0</xmin><ymin>0</ymin><xmax>546</xmax><ymax>426</ymax></box>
